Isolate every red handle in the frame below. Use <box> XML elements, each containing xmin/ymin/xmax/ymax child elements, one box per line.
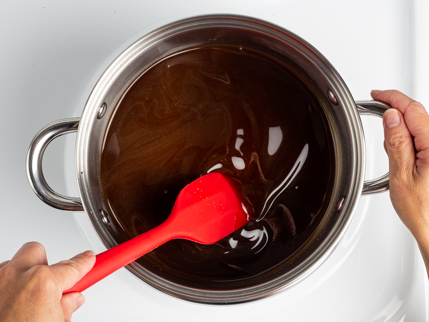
<box><xmin>64</xmin><ymin>223</ymin><xmax>174</xmax><ymax>294</ymax></box>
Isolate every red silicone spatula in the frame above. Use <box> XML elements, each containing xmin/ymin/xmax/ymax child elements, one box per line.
<box><xmin>64</xmin><ymin>172</ymin><xmax>249</xmax><ymax>294</ymax></box>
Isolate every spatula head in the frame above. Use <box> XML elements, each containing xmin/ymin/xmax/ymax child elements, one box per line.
<box><xmin>166</xmin><ymin>173</ymin><xmax>250</xmax><ymax>244</ymax></box>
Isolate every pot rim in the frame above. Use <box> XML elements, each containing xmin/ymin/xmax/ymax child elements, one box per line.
<box><xmin>75</xmin><ymin>14</ymin><xmax>365</xmax><ymax>304</ymax></box>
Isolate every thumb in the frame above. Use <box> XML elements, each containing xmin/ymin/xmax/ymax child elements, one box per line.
<box><xmin>61</xmin><ymin>293</ymin><xmax>85</xmax><ymax>322</ymax></box>
<box><xmin>383</xmin><ymin>108</ymin><xmax>415</xmax><ymax>178</ymax></box>
<box><xmin>49</xmin><ymin>250</ymin><xmax>96</xmax><ymax>291</ymax></box>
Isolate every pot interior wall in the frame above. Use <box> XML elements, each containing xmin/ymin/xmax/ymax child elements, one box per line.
<box><xmin>77</xmin><ymin>15</ymin><xmax>363</xmax><ymax>303</ymax></box>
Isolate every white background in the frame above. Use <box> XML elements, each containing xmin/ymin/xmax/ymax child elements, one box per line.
<box><xmin>1</xmin><ymin>1</ymin><xmax>428</xmax><ymax>321</ymax></box>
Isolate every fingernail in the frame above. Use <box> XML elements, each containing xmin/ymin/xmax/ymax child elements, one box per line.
<box><xmin>371</xmin><ymin>89</ymin><xmax>382</xmax><ymax>95</ymax></box>
<box><xmin>75</xmin><ymin>294</ymin><xmax>85</xmax><ymax>310</ymax></box>
<box><xmin>82</xmin><ymin>250</ymin><xmax>94</xmax><ymax>257</ymax></box>
<box><xmin>384</xmin><ymin>109</ymin><xmax>400</xmax><ymax>129</ymax></box>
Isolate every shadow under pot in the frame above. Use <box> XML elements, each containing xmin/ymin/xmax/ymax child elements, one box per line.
<box><xmin>26</xmin><ymin>14</ymin><xmax>389</xmax><ymax>304</ymax></box>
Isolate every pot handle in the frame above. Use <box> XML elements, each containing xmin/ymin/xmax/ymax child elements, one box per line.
<box><xmin>26</xmin><ymin>118</ymin><xmax>83</xmax><ymax>211</ymax></box>
<box><xmin>356</xmin><ymin>100</ymin><xmax>390</xmax><ymax>194</ymax></box>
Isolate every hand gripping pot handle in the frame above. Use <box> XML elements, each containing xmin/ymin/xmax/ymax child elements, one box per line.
<box><xmin>26</xmin><ymin>118</ymin><xmax>83</xmax><ymax>211</ymax></box>
<box><xmin>356</xmin><ymin>100</ymin><xmax>390</xmax><ymax>194</ymax></box>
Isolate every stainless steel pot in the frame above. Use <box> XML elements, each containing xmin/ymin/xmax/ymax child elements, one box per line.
<box><xmin>26</xmin><ymin>14</ymin><xmax>389</xmax><ymax>304</ymax></box>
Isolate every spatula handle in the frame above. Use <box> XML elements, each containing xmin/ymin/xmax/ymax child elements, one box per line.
<box><xmin>64</xmin><ymin>223</ymin><xmax>173</xmax><ymax>294</ymax></box>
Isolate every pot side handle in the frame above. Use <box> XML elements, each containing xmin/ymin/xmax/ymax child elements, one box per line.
<box><xmin>26</xmin><ymin>118</ymin><xmax>83</xmax><ymax>211</ymax></box>
<box><xmin>356</xmin><ymin>100</ymin><xmax>390</xmax><ymax>194</ymax></box>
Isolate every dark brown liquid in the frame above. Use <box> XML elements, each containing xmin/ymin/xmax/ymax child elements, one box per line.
<box><xmin>100</xmin><ymin>45</ymin><xmax>334</xmax><ymax>287</ymax></box>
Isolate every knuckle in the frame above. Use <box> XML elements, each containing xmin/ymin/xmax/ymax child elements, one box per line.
<box><xmin>0</xmin><ymin>264</ymin><xmax>18</xmax><ymax>282</ymax></box>
<box><xmin>28</xmin><ymin>265</ymin><xmax>58</xmax><ymax>291</ymax></box>
<box><xmin>405</xmin><ymin>99</ymin><xmax>427</xmax><ymax>117</ymax></box>
<box><xmin>32</xmin><ymin>265</ymin><xmax>52</xmax><ymax>281</ymax></box>
<box><xmin>391</xmin><ymin>89</ymin><xmax>402</xmax><ymax>97</ymax></box>
<box><xmin>23</xmin><ymin>241</ymin><xmax>44</xmax><ymax>250</ymax></box>
<box><xmin>408</xmin><ymin>100</ymin><xmax>425</xmax><ymax>112</ymax></box>
<box><xmin>386</xmin><ymin>130</ymin><xmax>407</xmax><ymax>150</ymax></box>
<box><xmin>62</xmin><ymin>299</ymin><xmax>76</xmax><ymax>318</ymax></box>
<box><xmin>57</xmin><ymin>259</ymin><xmax>81</xmax><ymax>274</ymax></box>
<box><xmin>22</xmin><ymin>241</ymin><xmax>46</xmax><ymax>256</ymax></box>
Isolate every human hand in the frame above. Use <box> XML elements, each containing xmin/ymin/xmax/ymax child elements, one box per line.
<box><xmin>371</xmin><ymin>90</ymin><xmax>429</xmax><ymax>275</ymax></box>
<box><xmin>0</xmin><ymin>242</ymin><xmax>95</xmax><ymax>322</ymax></box>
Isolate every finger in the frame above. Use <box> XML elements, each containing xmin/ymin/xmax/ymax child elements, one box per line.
<box><xmin>371</xmin><ymin>90</ymin><xmax>421</xmax><ymax>114</ymax></box>
<box><xmin>403</xmin><ymin>104</ymin><xmax>429</xmax><ymax>153</ymax></box>
<box><xmin>61</xmin><ymin>293</ymin><xmax>85</xmax><ymax>322</ymax></box>
<box><xmin>10</xmin><ymin>242</ymin><xmax>48</xmax><ymax>271</ymax></box>
<box><xmin>0</xmin><ymin>260</ymin><xmax>10</xmax><ymax>269</ymax></box>
<box><xmin>49</xmin><ymin>250</ymin><xmax>95</xmax><ymax>291</ymax></box>
<box><xmin>383</xmin><ymin>108</ymin><xmax>416</xmax><ymax>179</ymax></box>
<box><xmin>372</xmin><ymin>90</ymin><xmax>429</xmax><ymax>152</ymax></box>
<box><xmin>415</xmin><ymin>149</ymin><xmax>429</xmax><ymax>177</ymax></box>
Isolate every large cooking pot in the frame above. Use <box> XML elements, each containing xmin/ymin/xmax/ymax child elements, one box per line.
<box><xmin>26</xmin><ymin>15</ymin><xmax>389</xmax><ymax>304</ymax></box>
